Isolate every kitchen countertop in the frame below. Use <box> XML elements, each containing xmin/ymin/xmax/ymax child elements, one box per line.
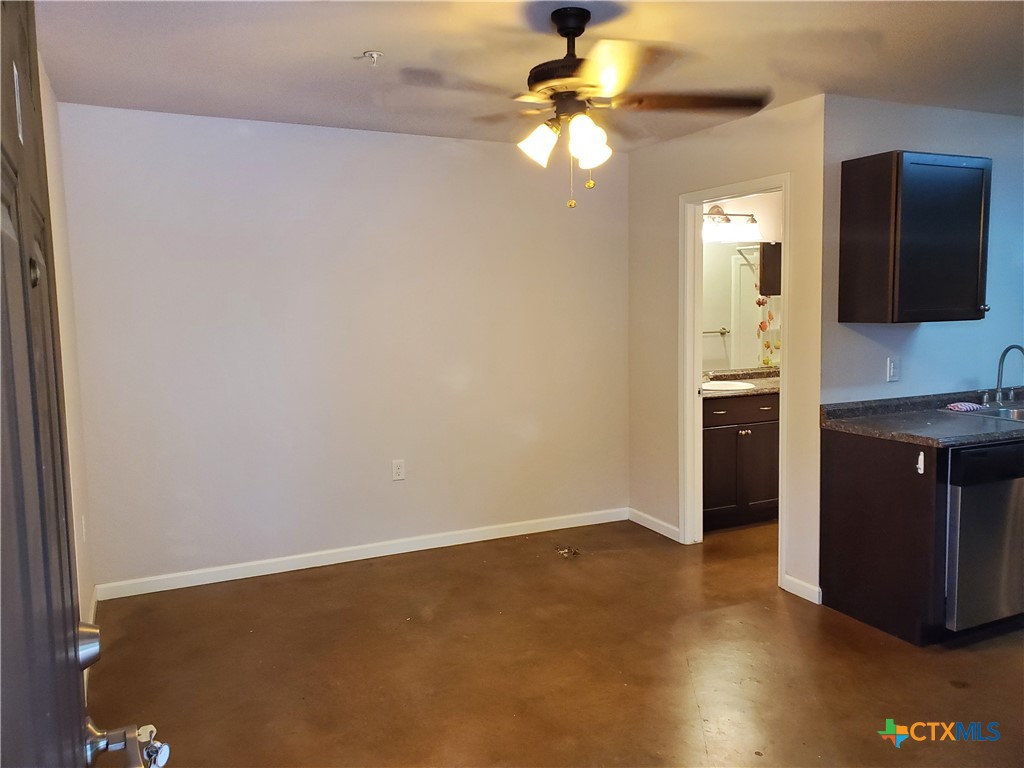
<box><xmin>821</xmin><ymin>390</ymin><xmax>1024</xmax><ymax>448</ymax></box>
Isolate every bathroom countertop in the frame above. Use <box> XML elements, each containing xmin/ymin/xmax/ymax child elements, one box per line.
<box><xmin>702</xmin><ymin>377</ymin><xmax>780</xmax><ymax>399</ymax></box>
<box><xmin>820</xmin><ymin>390</ymin><xmax>1024</xmax><ymax>448</ymax></box>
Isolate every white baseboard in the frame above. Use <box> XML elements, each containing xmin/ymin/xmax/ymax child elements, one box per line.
<box><xmin>780</xmin><ymin>573</ymin><xmax>822</xmax><ymax>604</ymax></box>
<box><xmin>95</xmin><ymin>507</ymin><xmax>631</xmax><ymax>601</ymax></box>
<box><xmin>627</xmin><ymin>507</ymin><xmax>681</xmax><ymax>542</ymax></box>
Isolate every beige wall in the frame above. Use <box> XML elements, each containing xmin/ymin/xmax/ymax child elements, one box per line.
<box><xmin>39</xmin><ymin>60</ymin><xmax>96</xmax><ymax>619</ymax></box>
<box><xmin>628</xmin><ymin>96</ymin><xmax>826</xmax><ymax>594</ymax></box>
<box><xmin>56</xmin><ymin>104</ymin><xmax>629</xmax><ymax>587</ymax></box>
<box><xmin>821</xmin><ymin>96</ymin><xmax>1024</xmax><ymax>402</ymax></box>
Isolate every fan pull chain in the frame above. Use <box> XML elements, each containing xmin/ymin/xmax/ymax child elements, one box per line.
<box><xmin>586</xmin><ymin>169</ymin><xmax>596</xmax><ymax>190</ymax></box>
<box><xmin>567</xmin><ymin>150</ymin><xmax>576</xmax><ymax>208</ymax></box>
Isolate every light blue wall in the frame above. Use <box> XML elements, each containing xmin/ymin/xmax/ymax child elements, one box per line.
<box><xmin>821</xmin><ymin>96</ymin><xmax>1024</xmax><ymax>403</ymax></box>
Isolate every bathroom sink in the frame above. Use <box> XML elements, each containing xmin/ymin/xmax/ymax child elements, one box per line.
<box><xmin>703</xmin><ymin>381</ymin><xmax>756</xmax><ymax>392</ymax></box>
<box><xmin>965</xmin><ymin>407</ymin><xmax>1024</xmax><ymax>422</ymax></box>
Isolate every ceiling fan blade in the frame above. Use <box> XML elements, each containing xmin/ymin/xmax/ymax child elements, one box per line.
<box><xmin>613</xmin><ymin>93</ymin><xmax>769</xmax><ymax>112</ymax></box>
<box><xmin>399</xmin><ymin>67</ymin><xmax>506</xmax><ymax>97</ymax></box>
<box><xmin>472</xmin><ymin>107</ymin><xmax>547</xmax><ymax>125</ymax></box>
<box><xmin>513</xmin><ymin>91</ymin><xmax>552</xmax><ymax>105</ymax></box>
<box><xmin>578</xmin><ymin>39</ymin><xmax>643</xmax><ymax>98</ymax></box>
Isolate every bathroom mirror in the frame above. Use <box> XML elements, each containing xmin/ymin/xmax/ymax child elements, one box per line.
<box><xmin>702</xmin><ymin>241</ymin><xmax>782</xmax><ymax>371</ymax></box>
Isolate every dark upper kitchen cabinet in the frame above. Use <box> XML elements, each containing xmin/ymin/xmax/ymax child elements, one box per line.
<box><xmin>838</xmin><ymin>151</ymin><xmax>991</xmax><ymax>323</ymax></box>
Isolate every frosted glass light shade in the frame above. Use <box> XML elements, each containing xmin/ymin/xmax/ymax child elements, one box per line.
<box><xmin>517</xmin><ymin>123</ymin><xmax>559</xmax><ymax>167</ymax></box>
<box><xmin>577</xmin><ymin>143</ymin><xmax>612</xmax><ymax>169</ymax></box>
<box><xmin>568</xmin><ymin>114</ymin><xmax>601</xmax><ymax>156</ymax></box>
<box><xmin>568</xmin><ymin>114</ymin><xmax>612</xmax><ymax>169</ymax></box>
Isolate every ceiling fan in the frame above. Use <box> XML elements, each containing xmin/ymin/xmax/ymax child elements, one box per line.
<box><xmin>512</xmin><ymin>6</ymin><xmax>769</xmax><ymax>192</ymax></box>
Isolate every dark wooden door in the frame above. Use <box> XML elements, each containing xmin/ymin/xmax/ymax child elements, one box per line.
<box><xmin>895</xmin><ymin>152</ymin><xmax>990</xmax><ymax>322</ymax></box>
<box><xmin>702</xmin><ymin>425</ymin><xmax>739</xmax><ymax>519</ymax></box>
<box><xmin>2</xmin><ymin>1</ymin><xmax>87</xmax><ymax>764</ymax></box>
<box><xmin>820</xmin><ymin>430</ymin><xmax>946</xmax><ymax>645</ymax></box>
<box><xmin>739</xmin><ymin>420</ymin><xmax>779</xmax><ymax>514</ymax></box>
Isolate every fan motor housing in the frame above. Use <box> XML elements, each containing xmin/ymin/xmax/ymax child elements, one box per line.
<box><xmin>527</xmin><ymin>57</ymin><xmax>587</xmax><ymax>96</ymax></box>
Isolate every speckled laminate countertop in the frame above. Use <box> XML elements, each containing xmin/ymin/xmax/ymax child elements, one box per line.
<box><xmin>821</xmin><ymin>390</ymin><xmax>1024</xmax><ymax>448</ymax></box>
<box><xmin>702</xmin><ymin>377</ymin><xmax>780</xmax><ymax>399</ymax></box>
<box><xmin>702</xmin><ymin>367</ymin><xmax>779</xmax><ymax>399</ymax></box>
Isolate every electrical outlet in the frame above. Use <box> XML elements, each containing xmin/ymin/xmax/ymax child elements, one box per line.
<box><xmin>886</xmin><ymin>356</ymin><xmax>901</xmax><ymax>382</ymax></box>
<box><xmin>391</xmin><ymin>459</ymin><xmax>406</xmax><ymax>481</ymax></box>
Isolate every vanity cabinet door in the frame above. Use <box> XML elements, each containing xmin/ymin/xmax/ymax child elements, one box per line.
<box><xmin>739</xmin><ymin>420</ymin><xmax>779</xmax><ymax>514</ymax></box>
<box><xmin>703</xmin><ymin>425</ymin><xmax>739</xmax><ymax>519</ymax></box>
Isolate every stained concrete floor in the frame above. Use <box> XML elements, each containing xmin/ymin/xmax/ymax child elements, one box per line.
<box><xmin>90</xmin><ymin>521</ymin><xmax>1023</xmax><ymax>767</ymax></box>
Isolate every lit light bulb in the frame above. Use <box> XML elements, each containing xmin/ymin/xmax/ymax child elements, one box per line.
<box><xmin>517</xmin><ymin>121</ymin><xmax>559</xmax><ymax>167</ymax></box>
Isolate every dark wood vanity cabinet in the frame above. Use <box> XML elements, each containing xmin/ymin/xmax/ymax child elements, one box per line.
<box><xmin>703</xmin><ymin>394</ymin><xmax>779</xmax><ymax>530</ymax></box>
<box><xmin>838</xmin><ymin>151</ymin><xmax>991</xmax><ymax>323</ymax></box>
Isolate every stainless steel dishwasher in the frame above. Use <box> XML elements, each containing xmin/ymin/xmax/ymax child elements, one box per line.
<box><xmin>946</xmin><ymin>441</ymin><xmax>1024</xmax><ymax>631</ymax></box>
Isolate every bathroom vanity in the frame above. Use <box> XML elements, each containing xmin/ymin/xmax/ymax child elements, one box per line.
<box><xmin>702</xmin><ymin>371</ymin><xmax>780</xmax><ymax>531</ymax></box>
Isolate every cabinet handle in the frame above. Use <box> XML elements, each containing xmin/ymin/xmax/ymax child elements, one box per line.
<box><xmin>738</xmin><ymin>429</ymin><xmax>752</xmax><ymax>436</ymax></box>
<box><xmin>712</xmin><ymin>410</ymin><xmax>727</xmax><ymax>415</ymax></box>
<box><xmin>758</xmin><ymin>406</ymin><xmax>773</xmax><ymax>411</ymax></box>
<box><xmin>980</xmin><ymin>304</ymin><xmax>991</xmax><ymax>312</ymax></box>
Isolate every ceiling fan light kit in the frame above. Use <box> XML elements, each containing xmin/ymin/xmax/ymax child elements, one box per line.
<box><xmin>517</xmin><ymin>119</ymin><xmax>561</xmax><ymax>167</ymax></box>
<box><xmin>512</xmin><ymin>6</ymin><xmax>769</xmax><ymax>208</ymax></box>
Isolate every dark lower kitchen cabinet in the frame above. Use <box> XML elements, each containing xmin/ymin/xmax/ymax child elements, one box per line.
<box><xmin>820</xmin><ymin>429</ymin><xmax>948</xmax><ymax>645</ymax></box>
<box><xmin>838</xmin><ymin>150</ymin><xmax>991</xmax><ymax>323</ymax></box>
<box><xmin>703</xmin><ymin>394</ymin><xmax>779</xmax><ymax>530</ymax></box>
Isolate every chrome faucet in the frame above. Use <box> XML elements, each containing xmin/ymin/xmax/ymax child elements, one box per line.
<box><xmin>995</xmin><ymin>344</ymin><xmax>1024</xmax><ymax>402</ymax></box>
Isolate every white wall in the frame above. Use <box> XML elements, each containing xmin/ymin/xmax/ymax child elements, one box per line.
<box><xmin>39</xmin><ymin>61</ymin><xmax>96</xmax><ymax>619</ymax></box>
<box><xmin>629</xmin><ymin>96</ymin><xmax>825</xmax><ymax>595</ymax></box>
<box><xmin>56</xmin><ymin>104</ymin><xmax>629</xmax><ymax>587</ymax></box>
<box><xmin>701</xmin><ymin>243</ymin><xmax>733</xmax><ymax>370</ymax></box>
<box><xmin>821</xmin><ymin>96</ymin><xmax>1024</xmax><ymax>402</ymax></box>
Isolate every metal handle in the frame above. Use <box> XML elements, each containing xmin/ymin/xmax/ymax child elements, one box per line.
<box><xmin>980</xmin><ymin>304</ymin><xmax>991</xmax><ymax>312</ymax></box>
<box><xmin>738</xmin><ymin>429</ymin><xmax>752</xmax><ymax>436</ymax></box>
<box><xmin>77</xmin><ymin>622</ymin><xmax>101</xmax><ymax>670</ymax></box>
<box><xmin>712</xmin><ymin>410</ymin><xmax>727</xmax><ymax>415</ymax></box>
<box><xmin>758</xmin><ymin>406</ymin><xmax>773</xmax><ymax>411</ymax></box>
<box><xmin>86</xmin><ymin>719</ymin><xmax>169</xmax><ymax>768</ymax></box>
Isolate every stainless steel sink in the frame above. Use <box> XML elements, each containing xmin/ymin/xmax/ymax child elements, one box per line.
<box><xmin>964</xmin><ymin>407</ymin><xmax>1024</xmax><ymax>422</ymax></box>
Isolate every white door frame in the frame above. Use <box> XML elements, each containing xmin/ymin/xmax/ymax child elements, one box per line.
<box><xmin>677</xmin><ymin>175</ymin><xmax>791</xmax><ymax>578</ymax></box>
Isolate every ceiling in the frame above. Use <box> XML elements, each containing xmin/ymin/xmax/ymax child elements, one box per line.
<box><xmin>35</xmin><ymin>1</ymin><xmax>1024</xmax><ymax>151</ymax></box>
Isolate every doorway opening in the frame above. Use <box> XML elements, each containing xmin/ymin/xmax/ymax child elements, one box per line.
<box><xmin>677</xmin><ymin>175</ymin><xmax>791</xmax><ymax>589</ymax></box>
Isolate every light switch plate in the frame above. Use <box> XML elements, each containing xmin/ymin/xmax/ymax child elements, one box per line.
<box><xmin>886</xmin><ymin>356</ymin><xmax>901</xmax><ymax>382</ymax></box>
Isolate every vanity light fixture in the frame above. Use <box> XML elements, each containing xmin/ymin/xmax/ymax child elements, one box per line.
<box><xmin>702</xmin><ymin>204</ymin><xmax>764</xmax><ymax>242</ymax></box>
